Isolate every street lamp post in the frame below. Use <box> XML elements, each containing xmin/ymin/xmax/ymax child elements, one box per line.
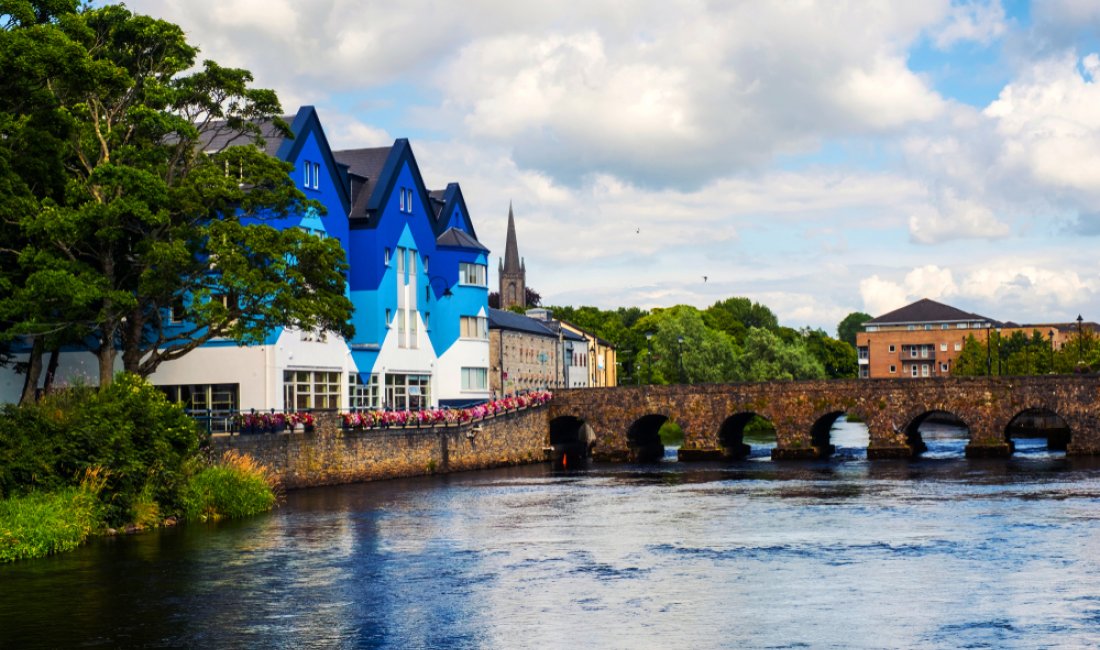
<box><xmin>1077</xmin><ymin>314</ymin><xmax>1084</xmax><ymax>364</ymax></box>
<box><xmin>645</xmin><ymin>332</ymin><xmax>654</xmax><ymax>385</ymax></box>
<box><xmin>677</xmin><ymin>335</ymin><xmax>685</xmax><ymax>384</ymax></box>
<box><xmin>1049</xmin><ymin>329</ymin><xmax>1055</xmax><ymax>372</ymax></box>
<box><xmin>996</xmin><ymin>327</ymin><xmax>1002</xmax><ymax>376</ymax></box>
<box><xmin>990</xmin><ymin>325</ymin><xmax>998</xmax><ymax>376</ymax></box>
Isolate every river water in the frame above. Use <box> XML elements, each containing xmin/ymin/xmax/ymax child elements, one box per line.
<box><xmin>5</xmin><ymin>419</ymin><xmax>1100</xmax><ymax>649</ymax></box>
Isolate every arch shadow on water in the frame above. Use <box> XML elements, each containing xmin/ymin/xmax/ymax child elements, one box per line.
<box><xmin>719</xmin><ymin>412</ymin><xmax>777</xmax><ymax>460</ymax></box>
<box><xmin>626</xmin><ymin>413</ymin><xmax>674</xmax><ymax>463</ymax></box>
<box><xmin>549</xmin><ymin>415</ymin><xmax>596</xmax><ymax>468</ymax></box>
<box><xmin>1006</xmin><ymin>407</ymin><xmax>1071</xmax><ymax>458</ymax></box>
<box><xmin>906</xmin><ymin>410</ymin><xmax>969</xmax><ymax>458</ymax></box>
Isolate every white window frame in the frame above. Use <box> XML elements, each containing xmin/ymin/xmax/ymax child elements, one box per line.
<box><xmin>461</xmin><ymin>367</ymin><xmax>488</xmax><ymax>392</ymax></box>
<box><xmin>459</xmin><ymin>262</ymin><xmax>487</xmax><ymax>287</ymax></box>
<box><xmin>889</xmin><ymin>365</ymin><xmax>896</xmax><ymax>373</ymax></box>
<box><xmin>312</xmin><ymin>162</ymin><xmax>320</xmax><ymax>189</ymax></box>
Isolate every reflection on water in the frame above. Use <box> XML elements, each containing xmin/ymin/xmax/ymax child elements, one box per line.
<box><xmin>4</xmin><ymin>422</ymin><xmax>1100</xmax><ymax>649</ymax></box>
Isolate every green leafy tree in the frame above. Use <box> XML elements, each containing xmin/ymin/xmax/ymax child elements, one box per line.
<box><xmin>0</xmin><ymin>3</ymin><xmax>354</xmax><ymax>388</ymax></box>
<box><xmin>734</xmin><ymin>327</ymin><xmax>826</xmax><ymax>381</ymax></box>
<box><xmin>704</xmin><ymin>297</ymin><xmax>778</xmax><ymax>344</ymax></box>
<box><xmin>952</xmin><ymin>335</ymin><xmax>988</xmax><ymax>376</ymax></box>
<box><xmin>632</xmin><ymin>305</ymin><xmax>737</xmax><ymax>384</ymax></box>
<box><xmin>803</xmin><ymin>328</ymin><xmax>858</xmax><ymax>378</ymax></box>
<box><xmin>837</xmin><ymin>311</ymin><xmax>872</xmax><ymax>347</ymax></box>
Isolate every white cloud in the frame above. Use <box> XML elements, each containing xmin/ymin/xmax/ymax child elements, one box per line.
<box><xmin>932</xmin><ymin>0</ymin><xmax>1008</xmax><ymax>49</ymax></box>
<box><xmin>859</xmin><ymin>262</ymin><xmax>1096</xmax><ymax>322</ymax></box>
<box><xmin>985</xmin><ymin>53</ymin><xmax>1100</xmax><ymax>199</ymax></box>
<box><xmin>908</xmin><ymin>189</ymin><xmax>1010</xmax><ymax>244</ymax></box>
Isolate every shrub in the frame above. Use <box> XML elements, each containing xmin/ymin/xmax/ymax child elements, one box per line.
<box><xmin>0</xmin><ymin>468</ymin><xmax>107</xmax><ymax>563</ymax></box>
<box><xmin>182</xmin><ymin>451</ymin><xmax>277</xmax><ymax>522</ymax></box>
<box><xmin>0</xmin><ymin>373</ymin><xmax>205</xmax><ymax>526</ymax></box>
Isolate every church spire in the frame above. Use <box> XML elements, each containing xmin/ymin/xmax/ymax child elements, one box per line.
<box><xmin>503</xmin><ymin>202</ymin><xmax>522</xmax><ymax>273</ymax></box>
<box><xmin>499</xmin><ymin>202</ymin><xmax>527</xmax><ymax>310</ymax></box>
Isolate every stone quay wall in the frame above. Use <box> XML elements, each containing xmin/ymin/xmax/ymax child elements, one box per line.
<box><xmin>211</xmin><ymin>406</ymin><xmax>550</xmax><ymax>489</ymax></box>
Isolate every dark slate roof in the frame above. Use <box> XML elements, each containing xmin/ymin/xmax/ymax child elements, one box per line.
<box><xmin>489</xmin><ymin>308</ymin><xmax>558</xmax><ymax>337</ymax></box>
<box><xmin>437</xmin><ymin>227</ymin><xmax>489</xmax><ymax>252</ymax></box>
<box><xmin>865</xmin><ymin>298</ymin><xmax>995</xmax><ymax>325</ymax></box>
<box><xmin>199</xmin><ymin>116</ymin><xmax>293</xmax><ymax>157</ymax></box>
<box><xmin>428</xmin><ymin>190</ymin><xmax>446</xmax><ymax>218</ymax></box>
<box><xmin>333</xmin><ymin>146</ymin><xmax>392</xmax><ymax>218</ymax></box>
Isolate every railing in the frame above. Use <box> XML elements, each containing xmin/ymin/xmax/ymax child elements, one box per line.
<box><xmin>185</xmin><ymin>408</ymin><xmax>321</xmax><ymax>436</ymax></box>
<box><xmin>341</xmin><ymin>392</ymin><xmax>553</xmax><ymax>432</ymax></box>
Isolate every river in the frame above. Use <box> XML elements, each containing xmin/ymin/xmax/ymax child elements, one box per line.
<box><xmin>4</xmin><ymin>419</ymin><xmax>1100</xmax><ymax>649</ymax></box>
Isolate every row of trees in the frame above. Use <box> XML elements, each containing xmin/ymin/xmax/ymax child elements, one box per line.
<box><xmin>0</xmin><ymin>2</ymin><xmax>353</xmax><ymax>403</ymax></box>
<box><xmin>953</xmin><ymin>329</ymin><xmax>1099</xmax><ymax>376</ymax></box>
<box><xmin>548</xmin><ymin>297</ymin><xmax>859</xmax><ymax>384</ymax></box>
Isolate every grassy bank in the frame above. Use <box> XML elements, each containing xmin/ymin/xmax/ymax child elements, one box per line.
<box><xmin>0</xmin><ymin>374</ymin><xmax>278</xmax><ymax>563</ymax></box>
<box><xmin>0</xmin><ymin>470</ymin><xmax>105</xmax><ymax>563</ymax></box>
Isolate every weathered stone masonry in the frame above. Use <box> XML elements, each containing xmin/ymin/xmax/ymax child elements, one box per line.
<box><xmin>212</xmin><ymin>407</ymin><xmax>549</xmax><ymax>489</ymax></box>
<box><xmin>550</xmin><ymin>376</ymin><xmax>1100</xmax><ymax>460</ymax></box>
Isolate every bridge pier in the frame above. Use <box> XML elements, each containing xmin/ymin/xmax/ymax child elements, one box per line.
<box><xmin>964</xmin><ymin>442</ymin><xmax>1013</xmax><ymax>458</ymax></box>
<box><xmin>771</xmin><ymin>444</ymin><xmax>833</xmax><ymax>461</ymax></box>
<box><xmin>866</xmin><ymin>445</ymin><xmax>915</xmax><ymax>459</ymax></box>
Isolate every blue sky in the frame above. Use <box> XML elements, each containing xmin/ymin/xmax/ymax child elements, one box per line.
<box><xmin>131</xmin><ymin>0</ymin><xmax>1100</xmax><ymax>334</ymax></box>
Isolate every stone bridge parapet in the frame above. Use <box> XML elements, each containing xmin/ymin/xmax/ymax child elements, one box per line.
<box><xmin>548</xmin><ymin>376</ymin><xmax>1100</xmax><ymax>461</ymax></box>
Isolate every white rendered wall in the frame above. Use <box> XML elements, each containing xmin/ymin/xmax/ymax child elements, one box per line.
<box><xmin>371</xmin><ymin>311</ymin><xmax>439</xmax><ymax>405</ymax></box>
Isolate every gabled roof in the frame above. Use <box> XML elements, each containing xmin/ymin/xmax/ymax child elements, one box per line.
<box><xmin>198</xmin><ymin>106</ymin><xmax>350</xmax><ymax>213</ymax></box>
<box><xmin>333</xmin><ymin>146</ymin><xmax>392</xmax><ymax>220</ymax></box>
<box><xmin>437</xmin><ymin>227</ymin><xmax>489</xmax><ymax>252</ymax></box>
<box><xmin>866</xmin><ymin>298</ymin><xmax>995</xmax><ymax>325</ymax></box>
<box><xmin>333</xmin><ymin>139</ymin><xmax>434</xmax><ymax>230</ymax></box>
<box><xmin>433</xmin><ymin>183</ymin><xmax>480</xmax><ymax>241</ymax></box>
<box><xmin>279</xmin><ymin>107</ymin><xmax>350</xmax><ymax>212</ymax></box>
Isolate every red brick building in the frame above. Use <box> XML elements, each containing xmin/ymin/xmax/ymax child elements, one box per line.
<box><xmin>858</xmin><ymin>298</ymin><xmax>1098</xmax><ymax>378</ymax></box>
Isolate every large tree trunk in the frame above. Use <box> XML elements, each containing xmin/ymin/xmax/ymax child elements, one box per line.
<box><xmin>19</xmin><ymin>337</ymin><xmax>44</xmax><ymax>405</ymax></box>
<box><xmin>97</xmin><ymin>330</ymin><xmax>117</xmax><ymax>388</ymax></box>
<box><xmin>42</xmin><ymin>346</ymin><xmax>60</xmax><ymax>394</ymax></box>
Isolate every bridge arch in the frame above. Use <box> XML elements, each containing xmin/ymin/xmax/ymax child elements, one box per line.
<box><xmin>549</xmin><ymin>415</ymin><xmax>596</xmax><ymax>467</ymax></box>
<box><xmin>627</xmin><ymin>413</ymin><xmax>672</xmax><ymax>463</ymax></box>
<box><xmin>807</xmin><ymin>411</ymin><xmax>846</xmax><ymax>458</ymax></box>
<box><xmin>719</xmin><ymin>412</ymin><xmax>777</xmax><ymax>459</ymax></box>
<box><xmin>902</xmin><ymin>409</ymin><xmax>970</xmax><ymax>457</ymax></box>
<box><xmin>1005</xmin><ymin>407</ymin><xmax>1071</xmax><ymax>454</ymax></box>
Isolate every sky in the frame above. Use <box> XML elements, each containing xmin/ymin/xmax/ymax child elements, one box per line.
<box><xmin>123</xmin><ymin>0</ymin><xmax>1100</xmax><ymax>334</ymax></box>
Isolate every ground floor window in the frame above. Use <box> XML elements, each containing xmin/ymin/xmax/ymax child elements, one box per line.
<box><xmin>284</xmin><ymin>369</ymin><xmax>341</xmax><ymax>410</ymax></box>
<box><xmin>385</xmin><ymin>373</ymin><xmax>431</xmax><ymax>410</ymax></box>
<box><xmin>461</xmin><ymin>367</ymin><xmax>488</xmax><ymax>391</ymax></box>
<box><xmin>159</xmin><ymin>383</ymin><xmax>239</xmax><ymax>432</ymax></box>
<box><xmin>349</xmin><ymin>374</ymin><xmax>380</xmax><ymax>410</ymax></box>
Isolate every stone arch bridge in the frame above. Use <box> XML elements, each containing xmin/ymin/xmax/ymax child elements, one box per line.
<box><xmin>547</xmin><ymin>376</ymin><xmax>1100</xmax><ymax>462</ymax></box>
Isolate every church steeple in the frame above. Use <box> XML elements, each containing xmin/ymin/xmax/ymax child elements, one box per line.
<box><xmin>498</xmin><ymin>202</ymin><xmax>527</xmax><ymax>310</ymax></box>
<box><xmin>503</xmin><ymin>202</ymin><xmax>522</xmax><ymax>273</ymax></box>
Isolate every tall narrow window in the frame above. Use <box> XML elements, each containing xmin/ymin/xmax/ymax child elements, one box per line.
<box><xmin>303</xmin><ymin>161</ymin><xmax>311</xmax><ymax>188</ymax></box>
<box><xmin>312</xmin><ymin>162</ymin><xmax>320</xmax><ymax>189</ymax></box>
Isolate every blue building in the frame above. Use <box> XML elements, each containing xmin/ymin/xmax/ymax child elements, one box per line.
<box><xmin>0</xmin><ymin>106</ymin><xmax>492</xmax><ymax>412</ymax></box>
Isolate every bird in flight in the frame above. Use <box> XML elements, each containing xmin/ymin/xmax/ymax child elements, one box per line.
<box><xmin>703</xmin><ymin>275</ymin><xmax>708</xmax><ymax>282</ymax></box>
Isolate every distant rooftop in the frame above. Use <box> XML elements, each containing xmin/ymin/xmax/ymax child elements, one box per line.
<box><xmin>865</xmin><ymin>298</ymin><xmax>996</xmax><ymax>326</ymax></box>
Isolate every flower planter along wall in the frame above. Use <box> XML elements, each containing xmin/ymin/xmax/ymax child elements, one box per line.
<box><xmin>211</xmin><ymin>398</ymin><xmax>553</xmax><ymax>489</ymax></box>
